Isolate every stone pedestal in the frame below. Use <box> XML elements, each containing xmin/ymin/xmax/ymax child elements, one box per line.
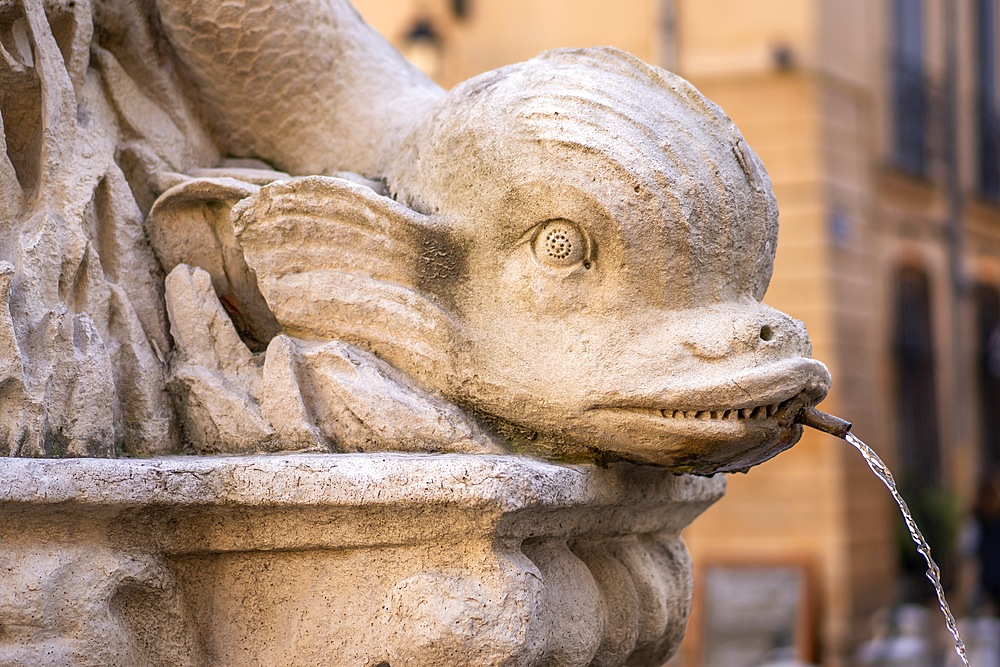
<box><xmin>0</xmin><ymin>454</ymin><xmax>723</xmax><ymax>666</ymax></box>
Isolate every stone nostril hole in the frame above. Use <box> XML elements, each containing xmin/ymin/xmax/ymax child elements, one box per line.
<box><xmin>760</xmin><ymin>325</ymin><xmax>773</xmax><ymax>341</ymax></box>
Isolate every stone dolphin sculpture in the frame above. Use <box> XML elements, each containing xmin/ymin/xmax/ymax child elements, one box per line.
<box><xmin>148</xmin><ymin>2</ymin><xmax>831</xmax><ymax>473</ymax></box>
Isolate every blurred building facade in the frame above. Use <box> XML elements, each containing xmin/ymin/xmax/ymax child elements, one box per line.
<box><xmin>353</xmin><ymin>1</ymin><xmax>1000</xmax><ymax>665</ymax></box>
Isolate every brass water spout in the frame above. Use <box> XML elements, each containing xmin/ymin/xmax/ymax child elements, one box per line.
<box><xmin>796</xmin><ymin>406</ymin><xmax>852</xmax><ymax>438</ymax></box>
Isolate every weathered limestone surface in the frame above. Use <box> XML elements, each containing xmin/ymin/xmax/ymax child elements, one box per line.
<box><xmin>0</xmin><ymin>454</ymin><xmax>724</xmax><ymax>666</ymax></box>
<box><xmin>0</xmin><ymin>1</ymin><xmax>825</xmax><ymax>664</ymax></box>
<box><xmin>0</xmin><ymin>0</ymin><xmax>829</xmax><ymax>472</ymax></box>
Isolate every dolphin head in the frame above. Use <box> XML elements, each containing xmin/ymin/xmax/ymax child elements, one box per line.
<box><xmin>383</xmin><ymin>47</ymin><xmax>831</xmax><ymax>472</ymax></box>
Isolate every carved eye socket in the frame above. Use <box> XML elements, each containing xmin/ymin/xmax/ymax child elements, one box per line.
<box><xmin>532</xmin><ymin>219</ymin><xmax>588</xmax><ymax>268</ymax></box>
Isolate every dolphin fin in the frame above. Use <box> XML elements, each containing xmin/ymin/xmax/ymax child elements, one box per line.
<box><xmin>147</xmin><ymin>176</ymin><xmax>283</xmax><ymax>350</ymax></box>
<box><xmin>232</xmin><ymin>176</ymin><xmax>464</xmax><ymax>379</ymax></box>
<box><xmin>270</xmin><ymin>335</ymin><xmax>503</xmax><ymax>454</ymax></box>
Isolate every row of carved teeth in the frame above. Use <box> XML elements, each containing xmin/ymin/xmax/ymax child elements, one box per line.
<box><xmin>660</xmin><ymin>398</ymin><xmax>793</xmax><ymax>421</ymax></box>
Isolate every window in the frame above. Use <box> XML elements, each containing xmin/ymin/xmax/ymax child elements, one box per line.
<box><xmin>978</xmin><ymin>0</ymin><xmax>1000</xmax><ymax>199</ymax></box>
<box><xmin>893</xmin><ymin>266</ymin><xmax>957</xmax><ymax>602</ymax></box>
<box><xmin>893</xmin><ymin>265</ymin><xmax>941</xmax><ymax>488</ymax></box>
<box><xmin>893</xmin><ymin>266</ymin><xmax>952</xmax><ymax>596</ymax></box>
<box><xmin>975</xmin><ymin>285</ymin><xmax>1000</xmax><ymax>471</ymax></box>
<box><xmin>890</xmin><ymin>0</ymin><xmax>927</xmax><ymax>175</ymax></box>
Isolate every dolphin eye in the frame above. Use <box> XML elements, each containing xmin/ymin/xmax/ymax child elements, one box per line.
<box><xmin>532</xmin><ymin>219</ymin><xmax>589</xmax><ymax>268</ymax></box>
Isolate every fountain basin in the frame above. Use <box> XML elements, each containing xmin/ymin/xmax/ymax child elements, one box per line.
<box><xmin>0</xmin><ymin>454</ymin><xmax>723</xmax><ymax>666</ymax></box>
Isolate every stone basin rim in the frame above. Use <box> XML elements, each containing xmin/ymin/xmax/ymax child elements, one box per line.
<box><xmin>0</xmin><ymin>452</ymin><xmax>725</xmax><ymax>512</ymax></box>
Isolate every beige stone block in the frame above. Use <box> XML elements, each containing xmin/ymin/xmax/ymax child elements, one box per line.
<box><xmin>0</xmin><ymin>454</ymin><xmax>723</xmax><ymax>666</ymax></box>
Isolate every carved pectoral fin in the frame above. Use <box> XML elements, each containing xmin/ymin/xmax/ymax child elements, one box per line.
<box><xmin>232</xmin><ymin>175</ymin><xmax>443</xmax><ymax>291</ymax></box>
<box><xmin>148</xmin><ymin>176</ymin><xmax>258</xmax><ymax>280</ymax></box>
<box><xmin>148</xmin><ymin>176</ymin><xmax>281</xmax><ymax>349</ymax></box>
<box><xmin>232</xmin><ymin>176</ymin><xmax>463</xmax><ymax>377</ymax></box>
<box><xmin>273</xmin><ymin>336</ymin><xmax>504</xmax><ymax>455</ymax></box>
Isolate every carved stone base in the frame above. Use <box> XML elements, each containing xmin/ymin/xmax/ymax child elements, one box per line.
<box><xmin>0</xmin><ymin>454</ymin><xmax>723</xmax><ymax>666</ymax></box>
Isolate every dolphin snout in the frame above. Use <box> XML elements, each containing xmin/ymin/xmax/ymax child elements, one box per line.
<box><xmin>682</xmin><ymin>307</ymin><xmax>808</xmax><ymax>361</ymax></box>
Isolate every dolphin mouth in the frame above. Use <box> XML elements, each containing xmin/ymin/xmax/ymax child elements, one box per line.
<box><xmin>644</xmin><ymin>395</ymin><xmax>800</xmax><ymax>423</ymax></box>
<box><xmin>577</xmin><ymin>356</ymin><xmax>831</xmax><ymax>472</ymax></box>
<box><xmin>595</xmin><ymin>388</ymin><xmax>811</xmax><ymax>437</ymax></box>
<box><xmin>585</xmin><ymin>356</ymin><xmax>829</xmax><ymax>423</ymax></box>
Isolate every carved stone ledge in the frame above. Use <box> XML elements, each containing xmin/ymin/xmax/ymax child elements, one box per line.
<box><xmin>0</xmin><ymin>454</ymin><xmax>723</xmax><ymax>666</ymax></box>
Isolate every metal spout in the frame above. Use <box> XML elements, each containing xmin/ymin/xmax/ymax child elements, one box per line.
<box><xmin>796</xmin><ymin>406</ymin><xmax>852</xmax><ymax>439</ymax></box>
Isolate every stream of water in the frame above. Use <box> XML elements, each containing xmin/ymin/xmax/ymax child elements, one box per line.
<box><xmin>844</xmin><ymin>431</ymin><xmax>971</xmax><ymax>667</ymax></box>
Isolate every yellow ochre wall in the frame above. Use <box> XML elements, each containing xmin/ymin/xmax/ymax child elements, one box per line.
<box><xmin>356</xmin><ymin>0</ymin><xmax>660</xmax><ymax>88</ymax></box>
<box><xmin>675</xmin><ymin>2</ymin><xmax>900</xmax><ymax>664</ymax></box>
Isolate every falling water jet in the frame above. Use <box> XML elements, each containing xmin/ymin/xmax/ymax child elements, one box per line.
<box><xmin>795</xmin><ymin>407</ymin><xmax>971</xmax><ymax>667</ymax></box>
